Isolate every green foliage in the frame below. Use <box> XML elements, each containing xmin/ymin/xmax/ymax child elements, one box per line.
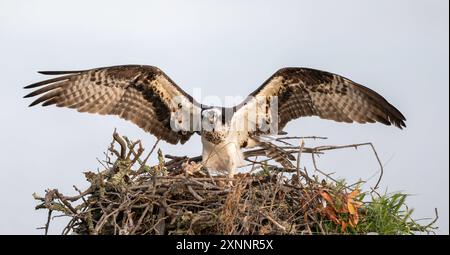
<box><xmin>356</xmin><ymin>193</ymin><xmax>436</xmax><ymax>235</ymax></box>
<box><xmin>321</xmin><ymin>191</ymin><xmax>437</xmax><ymax>235</ymax></box>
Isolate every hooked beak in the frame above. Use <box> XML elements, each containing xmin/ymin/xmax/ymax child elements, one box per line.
<box><xmin>209</xmin><ymin>116</ymin><xmax>216</xmax><ymax>125</ymax></box>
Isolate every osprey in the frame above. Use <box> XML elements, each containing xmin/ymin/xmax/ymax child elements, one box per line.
<box><xmin>24</xmin><ymin>65</ymin><xmax>406</xmax><ymax>177</ymax></box>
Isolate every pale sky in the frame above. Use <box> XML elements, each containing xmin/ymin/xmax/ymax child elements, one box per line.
<box><xmin>0</xmin><ymin>0</ymin><xmax>448</xmax><ymax>234</ymax></box>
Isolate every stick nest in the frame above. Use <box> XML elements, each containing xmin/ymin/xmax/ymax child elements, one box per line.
<box><xmin>33</xmin><ymin>132</ymin><xmax>436</xmax><ymax>235</ymax></box>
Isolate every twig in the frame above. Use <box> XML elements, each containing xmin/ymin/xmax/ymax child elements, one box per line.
<box><xmin>137</xmin><ymin>139</ymin><xmax>160</xmax><ymax>173</ymax></box>
<box><xmin>295</xmin><ymin>140</ymin><xmax>305</xmax><ymax>185</ymax></box>
<box><xmin>32</xmin><ymin>132</ymin><xmax>432</xmax><ymax>236</ymax></box>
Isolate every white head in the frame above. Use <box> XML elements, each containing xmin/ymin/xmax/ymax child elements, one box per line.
<box><xmin>201</xmin><ymin>108</ymin><xmax>222</xmax><ymax>132</ymax></box>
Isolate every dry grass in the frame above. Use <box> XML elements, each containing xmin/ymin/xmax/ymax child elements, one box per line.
<box><xmin>33</xmin><ymin>132</ymin><xmax>437</xmax><ymax>235</ymax></box>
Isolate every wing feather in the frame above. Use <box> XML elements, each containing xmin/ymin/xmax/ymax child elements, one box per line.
<box><xmin>24</xmin><ymin>65</ymin><xmax>201</xmax><ymax>144</ymax></box>
<box><xmin>233</xmin><ymin>67</ymin><xmax>406</xmax><ymax>147</ymax></box>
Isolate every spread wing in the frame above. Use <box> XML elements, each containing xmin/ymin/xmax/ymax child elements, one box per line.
<box><xmin>24</xmin><ymin>65</ymin><xmax>203</xmax><ymax>144</ymax></box>
<box><xmin>232</xmin><ymin>67</ymin><xmax>406</xmax><ymax>147</ymax></box>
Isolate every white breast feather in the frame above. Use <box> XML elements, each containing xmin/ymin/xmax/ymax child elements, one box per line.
<box><xmin>201</xmin><ymin>131</ymin><xmax>243</xmax><ymax>177</ymax></box>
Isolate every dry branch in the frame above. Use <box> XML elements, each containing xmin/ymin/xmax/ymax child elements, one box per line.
<box><xmin>33</xmin><ymin>132</ymin><xmax>434</xmax><ymax>235</ymax></box>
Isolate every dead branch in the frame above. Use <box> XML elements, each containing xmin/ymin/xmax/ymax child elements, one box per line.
<box><xmin>33</xmin><ymin>131</ymin><xmax>434</xmax><ymax>235</ymax></box>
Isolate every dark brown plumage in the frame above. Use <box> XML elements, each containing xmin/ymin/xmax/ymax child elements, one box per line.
<box><xmin>24</xmin><ymin>65</ymin><xmax>406</xmax><ymax>148</ymax></box>
<box><xmin>24</xmin><ymin>65</ymin><xmax>198</xmax><ymax>144</ymax></box>
<box><xmin>243</xmin><ymin>67</ymin><xmax>406</xmax><ymax>131</ymax></box>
